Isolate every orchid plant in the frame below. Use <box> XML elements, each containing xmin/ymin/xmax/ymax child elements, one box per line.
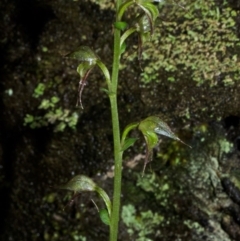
<box><xmin>56</xmin><ymin>1</ymin><xmax>190</xmax><ymax>241</ymax></box>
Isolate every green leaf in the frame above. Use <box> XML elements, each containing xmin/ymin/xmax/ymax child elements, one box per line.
<box><xmin>96</xmin><ymin>60</ymin><xmax>111</xmax><ymax>83</ymax></box>
<box><xmin>67</xmin><ymin>112</ymin><xmax>79</xmax><ymax>128</ymax></box>
<box><xmin>38</xmin><ymin>99</ymin><xmax>51</xmax><ymax>109</ymax></box>
<box><xmin>114</xmin><ymin>21</ymin><xmax>128</xmax><ymax>31</ymax></box>
<box><xmin>120</xmin><ymin>42</ymin><xmax>127</xmax><ymax>54</ymax></box>
<box><xmin>141</xmin><ymin>2</ymin><xmax>159</xmax><ymax>23</ymax></box>
<box><xmin>120</xmin><ymin>27</ymin><xmax>137</xmax><ymax>47</ymax></box>
<box><xmin>33</xmin><ymin>83</ymin><xmax>45</xmax><ymax>98</ymax></box>
<box><xmin>95</xmin><ymin>186</ymin><xmax>112</xmax><ymax>217</ymax></box>
<box><xmin>167</xmin><ymin>76</ymin><xmax>175</xmax><ymax>82</ymax></box>
<box><xmin>121</xmin><ymin>137</ymin><xmax>138</xmax><ymax>151</ymax></box>
<box><xmin>54</xmin><ymin>122</ymin><xmax>66</xmax><ymax>132</ymax></box>
<box><xmin>121</xmin><ymin>122</ymin><xmax>139</xmax><ymax>146</ymax></box>
<box><xmin>100</xmin><ymin>88</ymin><xmax>110</xmax><ymax>94</ymax></box>
<box><xmin>118</xmin><ymin>0</ymin><xmax>135</xmax><ymax>20</ymax></box>
<box><xmin>99</xmin><ymin>209</ymin><xmax>110</xmax><ymax>225</ymax></box>
<box><xmin>51</xmin><ymin>96</ymin><xmax>60</xmax><ymax>104</ymax></box>
<box><xmin>24</xmin><ymin>114</ymin><xmax>34</xmax><ymax>124</ymax></box>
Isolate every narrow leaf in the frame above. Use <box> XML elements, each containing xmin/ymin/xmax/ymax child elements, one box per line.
<box><xmin>121</xmin><ymin>122</ymin><xmax>139</xmax><ymax>145</ymax></box>
<box><xmin>118</xmin><ymin>0</ymin><xmax>134</xmax><ymax>20</ymax></box>
<box><xmin>99</xmin><ymin>209</ymin><xmax>110</xmax><ymax>226</ymax></box>
<box><xmin>95</xmin><ymin>186</ymin><xmax>112</xmax><ymax>217</ymax></box>
<box><xmin>100</xmin><ymin>88</ymin><xmax>110</xmax><ymax>94</ymax></box>
<box><xmin>96</xmin><ymin>60</ymin><xmax>111</xmax><ymax>83</ymax></box>
<box><xmin>120</xmin><ymin>42</ymin><xmax>127</xmax><ymax>54</ymax></box>
<box><xmin>120</xmin><ymin>27</ymin><xmax>137</xmax><ymax>47</ymax></box>
<box><xmin>114</xmin><ymin>21</ymin><xmax>128</xmax><ymax>31</ymax></box>
<box><xmin>121</xmin><ymin>137</ymin><xmax>138</xmax><ymax>151</ymax></box>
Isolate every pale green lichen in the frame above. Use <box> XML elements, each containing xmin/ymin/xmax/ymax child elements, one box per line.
<box><xmin>121</xmin><ymin>204</ymin><xmax>164</xmax><ymax>241</ymax></box>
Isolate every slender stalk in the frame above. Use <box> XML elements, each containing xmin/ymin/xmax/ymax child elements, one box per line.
<box><xmin>109</xmin><ymin>94</ymin><xmax>123</xmax><ymax>241</ymax></box>
<box><xmin>109</xmin><ymin>1</ymin><xmax>123</xmax><ymax>240</ymax></box>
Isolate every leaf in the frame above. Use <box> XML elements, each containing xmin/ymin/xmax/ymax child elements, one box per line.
<box><xmin>114</xmin><ymin>21</ymin><xmax>128</xmax><ymax>31</ymax></box>
<box><xmin>121</xmin><ymin>122</ymin><xmax>139</xmax><ymax>147</ymax></box>
<box><xmin>99</xmin><ymin>209</ymin><xmax>110</xmax><ymax>225</ymax></box>
<box><xmin>118</xmin><ymin>0</ymin><xmax>135</xmax><ymax>20</ymax></box>
<box><xmin>54</xmin><ymin>122</ymin><xmax>66</xmax><ymax>132</ymax></box>
<box><xmin>96</xmin><ymin>60</ymin><xmax>111</xmax><ymax>82</ymax></box>
<box><xmin>100</xmin><ymin>88</ymin><xmax>110</xmax><ymax>94</ymax></box>
<box><xmin>121</xmin><ymin>137</ymin><xmax>138</xmax><ymax>151</ymax></box>
<box><xmin>120</xmin><ymin>42</ymin><xmax>127</xmax><ymax>54</ymax></box>
<box><xmin>51</xmin><ymin>96</ymin><xmax>60</xmax><ymax>104</ymax></box>
<box><xmin>33</xmin><ymin>83</ymin><xmax>45</xmax><ymax>98</ymax></box>
<box><xmin>120</xmin><ymin>27</ymin><xmax>137</xmax><ymax>48</ymax></box>
<box><xmin>141</xmin><ymin>2</ymin><xmax>159</xmax><ymax>22</ymax></box>
<box><xmin>95</xmin><ymin>186</ymin><xmax>112</xmax><ymax>217</ymax></box>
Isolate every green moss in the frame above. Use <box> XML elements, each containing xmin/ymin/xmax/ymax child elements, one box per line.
<box><xmin>121</xmin><ymin>204</ymin><xmax>164</xmax><ymax>241</ymax></box>
<box><xmin>134</xmin><ymin>1</ymin><xmax>240</xmax><ymax>86</ymax></box>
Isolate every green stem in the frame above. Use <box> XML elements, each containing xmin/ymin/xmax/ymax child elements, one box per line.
<box><xmin>109</xmin><ymin>1</ymin><xmax>123</xmax><ymax>240</ymax></box>
<box><xmin>109</xmin><ymin>94</ymin><xmax>123</xmax><ymax>241</ymax></box>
